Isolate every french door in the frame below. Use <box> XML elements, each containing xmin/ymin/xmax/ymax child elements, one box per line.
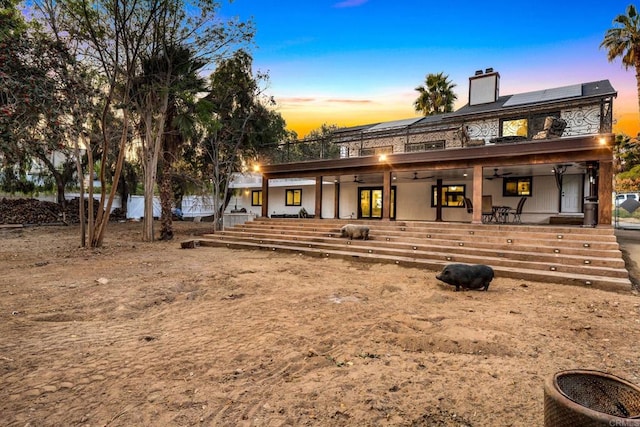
<box><xmin>358</xmin><ymin>187</ymin><xmax>395</xmax><ymax>219</ymax></box>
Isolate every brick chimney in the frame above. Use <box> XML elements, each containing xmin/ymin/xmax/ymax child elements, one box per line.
<box><xmin>468</xmin><ymin>68</ymin><xmax>500</xmax><ymax>106</ymax></box>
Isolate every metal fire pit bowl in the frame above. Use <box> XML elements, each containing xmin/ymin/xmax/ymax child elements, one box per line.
<box><xmin>544</xmin><ymin>369</ymin><xmax>640</xmax><ymax>426</ymax></box>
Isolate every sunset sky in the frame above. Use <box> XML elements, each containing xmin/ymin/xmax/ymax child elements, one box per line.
<box><xmin>222</xmin><ymin>0</ymin><xmax>640</xmax><ymax>138</ymax></box>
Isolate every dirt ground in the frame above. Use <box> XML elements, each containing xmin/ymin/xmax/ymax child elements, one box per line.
<box><xmin>1</xmin><ymin>221</ymin><xmax>640</xmax><ymax>427</ymax></box>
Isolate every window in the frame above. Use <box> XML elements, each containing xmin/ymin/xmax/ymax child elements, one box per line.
<box><xmin>405</xmin><ymin>141</ymin><xmax>445</xmax><ymax>152</ymax></box>
<box><xmin>503</xmin><ymin>177</ymin><xmax>532</xmax><ymax>197</ymax></box>
<box><xmin>285</xmin><ymin>189</ymin><xmax>302</xmax><ymax>206</ymax></box>
<box><xmin>251</xmin><ymin>190</ymin><xmax>262</xmax><ymax>206</ymax></box>
<box><xmin>500</xmin><ymin>112</ymin><xmax>560</xmax><ymax>139</ymax></box>
<box><xmin>501</xmin><ymin>118</ymin><xmax>528</xmax><ymax>137</ymax></box>
<box><xmin>360</xmin><ymin>145</ymin><xmax>393</xmax><ymax>156</ymax></box>
<box><xmin>431</xmin><ymin>185</ymin><xmax>466</xmax><ymax>207</ymax></box>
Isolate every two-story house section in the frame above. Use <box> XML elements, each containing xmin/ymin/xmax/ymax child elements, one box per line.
<box><xmin>230</xmin><ymin>69</ymin><xmax>616</xmax><ymax>227</ymax></box>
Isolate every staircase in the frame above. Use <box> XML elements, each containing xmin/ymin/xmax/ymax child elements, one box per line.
<box><xmin>190</xmin><ymin>218</ymin><xmax>632</xmax><ymax>292</ymax></box>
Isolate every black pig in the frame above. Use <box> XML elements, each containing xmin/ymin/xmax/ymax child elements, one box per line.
<box><xmin>435</xmin><ymin>263</ymin><xmax>494</xmax><ymax>292</ymax></box>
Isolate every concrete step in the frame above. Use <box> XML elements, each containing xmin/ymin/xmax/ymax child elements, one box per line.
<box><xmin>241</xmin><ymin>219</ymin><xmax>619</xmax><ymax>242</ymax></box>
<box><xmin>225</xmin><ymin>225</ymin><xmax>620</xmax><ymax>251</ymax></box>
<box><xmin>196</xmin><ymin>218</ymin><xmax>632</xmax><ymax>291</ymax></box>
<box><xmin>194</xmin><ymin>238</ymin><xmax>631</xmax><ymax>292</ymax></box>
<box><xmin>202</xmin><ymin>233</ymin><xmax>627</xmax><ymax>275</ymax></box>
<box><xmin>207</xmin><ymin>232</ymin><xmax>626</xmax><ymax>269</ymax></box>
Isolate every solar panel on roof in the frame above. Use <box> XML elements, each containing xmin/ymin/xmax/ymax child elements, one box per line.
<box><xmin>364</xmin><ymin>117</ymin><xmax>423</xmax><ymax>132</ymax></box>
<box><xmin>503</xmin><ymin>84</ymin><xmax>582</xmax><ymax>107</ymax></box>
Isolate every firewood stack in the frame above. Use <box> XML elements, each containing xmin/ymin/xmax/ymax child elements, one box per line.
<box><xmin>0</xmin><ymin>197</ymin><xmax>104</xmax><ymax>225</ymax></box>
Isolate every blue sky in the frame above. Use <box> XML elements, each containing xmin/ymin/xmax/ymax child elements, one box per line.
<box><xmin>221</xmin><ymin>0</ymin><xmax>640</xmax><ymax>137</ymax></box>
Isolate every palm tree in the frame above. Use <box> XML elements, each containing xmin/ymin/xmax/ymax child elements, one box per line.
<box><xmin>601</xmin><ymin>4</ymin><xmax>640</xmax><ymax>123</ymax></box>
<box><xmin>157</xmin><ymin>46</ymin><xmax>207</xmax><ymax>240</ymax></box>
<box><xmin>414</xmin><ymin>72</ymin><xmax>457</xmax><ymax>116</ymax></box>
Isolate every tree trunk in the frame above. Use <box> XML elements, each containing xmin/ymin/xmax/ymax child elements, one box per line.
<box><xmin>142</xmin><ymin>163</ymin><xmax>157</xmax><ymax>241</ymax></box>
<box><xmin>120</xmin><ymin>177</ymin><xmax>129</xmax><ymax>216</ymax></box>
<box><xmin>74</xmin><ymin>134</ymin><xmax>86</xmax><ymax>247</ymax></box>
<box><xmin>141</xmin><ymin>90</ymin><xmax>169</xmax><ymax>242</ymax></box>
<box><xmin>91</xmin><ymin>110</ymin><xmax>129</xmax><ymax>248</ymax></box>
<box><xmin>55</xmin><ymin>172</ymin><xmax>65</xmax><ymax>204</ymax></box>
<box><xmin>159</xmin><ymin>157</ymin><xmax>173</xmax><ymax>240</ymax></box>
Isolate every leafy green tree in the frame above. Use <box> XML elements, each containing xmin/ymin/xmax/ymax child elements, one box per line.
<box><xmin>601</xmin><ymin>4</ymin><xmax>640</xmax><ymax>123</ymax></box>
<box><xmin>151</xmin><ymin>45</ymin><xmax>207</xmax><ymax>241</ymax></box>
<box><xmin>614</xmin><ymin>133</ymin><xmax>640</xmax><ymax>192</ymax></box>
<box><xmin>198</xmin><ymin>50</ymin><xmax>288</xmax><ymax>230</ymax></box>
<box><xmin>414</xmin><ymin>72</ymin><xmax>457</xmax><ymax>116</ymax></box>
<box><xmin>0</xmin><ymin>1</ymin><xmax>97</xmax><ymax>204</ymax></box>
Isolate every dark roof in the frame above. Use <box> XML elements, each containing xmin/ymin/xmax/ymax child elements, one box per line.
<box><xmin>330</xmin><ymin>80</ymin><xmax>616</xmax><ymax>135</ymax></box>
<box><xmin>453</xmin><ymin>80</ymin><xmax>616</xmax><ymax>116</ymax></box>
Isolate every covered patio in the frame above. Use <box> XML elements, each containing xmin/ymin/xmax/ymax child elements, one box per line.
<box><xmin>256</xmin><ymin>134</ymin><xmax>614</xmax><ymax>227</ymax></box>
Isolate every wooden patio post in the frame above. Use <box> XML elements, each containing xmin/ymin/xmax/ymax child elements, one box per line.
<box><xmin>315</xmin><ymin>176</ymin><xmax>323</xmax><ymax>219</ymax></box>
<box><xmin>435</xmin><ymin>179</ymin><xmax>443</xmax><ymax>221</ymax></box>
<box><xmin>472</xmin><ymin>165</ymin><xmax>483</xmax><ymax>224</ymax></box>
<box><xmin>261</xmin><ymin>176</ymin><xmax>269</xmax><ymax>218</ymax></box>
<box><xmin>382</xmin><ymin>171</ymin><xmax>391</xmax><ymax>220</ymax></box>
<box><xmin>597</xmin><ymin>161</ymin><xmax>613</xmax><ymax>226</ymax></box>
<box><xmin>334</xmin><ymin>181</ymin><xmax>340</xmax><ymax>219</ymax></box>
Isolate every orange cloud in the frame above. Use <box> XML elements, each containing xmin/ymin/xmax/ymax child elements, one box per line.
<box><xmin>326</xmin><ymin>99</ymin><xmax>373</xmax><ymax>104</ymax></box>
<box><xmin>278</xmin><ymin>97</ymin><xmax>317</xmax><ymax>104</ymax></box>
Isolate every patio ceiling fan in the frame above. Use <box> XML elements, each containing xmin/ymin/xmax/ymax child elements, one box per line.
<box><xmin>410</xmin><ymin>172</ymin><xmax>434</xmax><ymax>180</ymax></box>
<box><xmin>353</xmin><ymin>175</ymin><xmax>365</xmax><ymax>183</ymax></box>
<box><xmin>485</xmin><ymin>168</ymin><xmax>513</xmax><ymax>180</ymax></box>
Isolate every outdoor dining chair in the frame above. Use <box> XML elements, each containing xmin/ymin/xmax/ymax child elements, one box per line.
<box><xmin>482</xmin><ymin>195</ymin><xmax>496</xmax><ymax>223</ymax></box>
<box><xmin>509</xmin><ymin>197</ymin><xmax>527</xmax><ymax>224</ymax></box>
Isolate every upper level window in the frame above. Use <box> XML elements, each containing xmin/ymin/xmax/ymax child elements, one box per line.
<box><xmin>500</xmin><ymin>112</ymin><xmax>560</xmax><ymax>139</ymax></box>
<box><xmin>360</xmin><ymin>145</ymin><xmax>393</xmax><ymax>157</ymax></box>
<box><xmin>405</xmin><ymin>141</ymin><xmax>445</xmax><ymax>152</ymax></box>
<box><xmin>285</xmin><ymin>189</ymin><xmax>302</xmax><ymax>206</ymax></box>
<box><xmin>502</xmin><ymin>119</ymin><xmax>528</xmax><ymax>137</ymax></box>
<box><xmin>503</xmin><ymin>177</ymin><xmax>532</xmax><ymax>197</ymax></box>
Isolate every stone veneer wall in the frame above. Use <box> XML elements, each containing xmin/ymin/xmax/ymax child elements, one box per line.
<box><xmin>337</xmin><ymin>104</ymin><xmax>603</xmax><ymax>156</ymax></box>
<box><xmin>340</xmin><ymin>128</ymin><xmax>462</xmax><ymax>156</ymax></box>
